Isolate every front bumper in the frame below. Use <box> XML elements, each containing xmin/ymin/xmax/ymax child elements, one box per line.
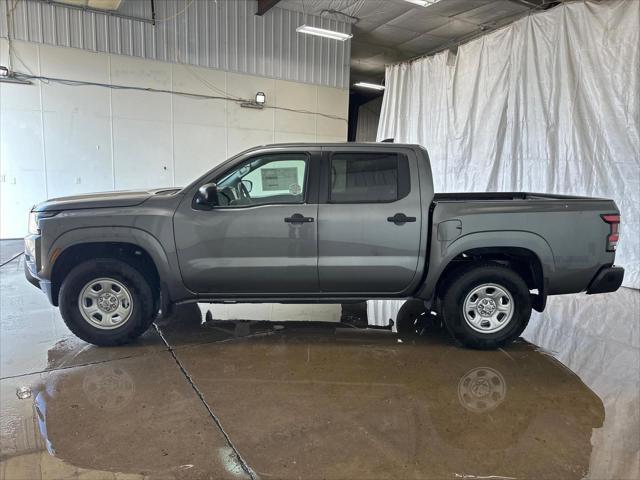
<box><xmin>24</xmin><ymin>238</ymin><xmax>55</xmax><ymax>304</ymax></box>
<box><xmin>24</xmin><ymin>259</ymin><xmax>40</xmax><ymax>289</ymax></box>
<box><xmin>586</xmin><ymin>266</ymin><xmax>624</xmax><ymax>294</ymax></box>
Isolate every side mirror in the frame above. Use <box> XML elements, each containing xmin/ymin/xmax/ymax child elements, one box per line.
<box><xmin>195</xmin><ymin>182</ymin><xmax>218</xmax><ymax>209</ymax></box>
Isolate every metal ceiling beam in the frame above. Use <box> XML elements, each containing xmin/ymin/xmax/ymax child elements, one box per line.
<box><xmin>256</xmin><ymin>0</ymin><xmax>281</xmax><ymax>16</ymax></box>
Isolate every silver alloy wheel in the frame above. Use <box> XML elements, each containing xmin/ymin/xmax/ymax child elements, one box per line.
<box><xmin>462</xmin><ymin>283</ymin><xmax>514</xmax><ymax>333</ymax></box>
<box><xmin>78</xmin><ymin>278</ymin><xmax>133</xmax><ymax>330</ymax></box>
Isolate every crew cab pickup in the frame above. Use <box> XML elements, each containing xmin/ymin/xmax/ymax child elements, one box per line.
<box><xmin>24</xmin><ymin>143</ymin><xmax>624</xmax><ymax>349</ymax></box>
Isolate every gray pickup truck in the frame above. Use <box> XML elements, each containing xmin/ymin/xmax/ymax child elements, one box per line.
<box><xmin>25</xmin><ymin>143</ymin><xmax>624</xmax><ymax>349</ymax></box>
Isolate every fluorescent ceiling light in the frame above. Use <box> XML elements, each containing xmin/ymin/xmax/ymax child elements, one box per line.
<box><xmin>55</xmin><ymin>0</ymin><xmax>123</xmax><ymax>10</ymax></box>
<box><xmin>87</xmin><ymin>0</ymin><xmax>122</xmax><ymax>9</ymax></box>
<box><xmin>353</xmin><ymin>82</ymin><xmax>385</xmax><ymax>91</ymax></box>
<box><xmin>296</xmin><ymin>25</ymin><xmax>352</xmax><ymax>41</ymax></box>
<box><xmin>403</xmin><ymin>0</ymin><xmax>440</xmax><ymax>6</ymax></box>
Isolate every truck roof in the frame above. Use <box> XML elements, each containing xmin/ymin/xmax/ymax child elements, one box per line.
<box><xmin>226</xmin><ymin>142</ymin><xmax>427</xmax><ymax>161</ymax></box>
<box><xmin>258</xmin><ymin>142</ymin><xmax>422</xmax><ymax>149</ymax></box>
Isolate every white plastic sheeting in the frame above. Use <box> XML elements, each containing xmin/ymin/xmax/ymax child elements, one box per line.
<box><xmin>523</xmin><ymin>288</ymin><xmax>640</xmax><ymax>480</ymax></box>
<box><xmin>376</xmin><ymin>0</ymin><xmax>640</xmax><ymax>289</ymax></box>
<box><xmin>367</xmin><ymin>299</ymin><xmax>404</xmax><ymax>329</ymax></box>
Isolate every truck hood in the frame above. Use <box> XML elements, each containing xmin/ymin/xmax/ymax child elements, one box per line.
<box><xmin>33</xmin><ymin>188</ymin><xmax>180</xmax><ymax>212</ymax></box>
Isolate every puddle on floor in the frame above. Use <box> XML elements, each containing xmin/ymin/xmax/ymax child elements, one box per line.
<box><xmin>0</xmin><ymin>352</ymin><xmax>247</xmax><ymax>479</ymax></box>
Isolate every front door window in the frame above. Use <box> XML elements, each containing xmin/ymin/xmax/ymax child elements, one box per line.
<box><xmin>215</xmin><ymin>154</ymin><xmax>308</xmax><ymax>207</ymax></box>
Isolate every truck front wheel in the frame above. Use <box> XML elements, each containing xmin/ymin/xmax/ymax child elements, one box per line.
<box><xmin>59</xmin><ymin>259</ymin><xmax>156</xmax><ymax>346</ymax></box>
<box><xmin>440</xmin><ymin>264</ymin><xmax>531</xmax><ymax>349</ymax></box>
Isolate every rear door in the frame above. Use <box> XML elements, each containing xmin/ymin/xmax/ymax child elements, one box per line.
<box><xmin>317</xmin><ymin>147</ymin><xmax>422</xmax><ymax>294</ymax></box>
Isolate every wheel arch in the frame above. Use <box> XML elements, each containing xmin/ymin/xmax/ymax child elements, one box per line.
<box><xmin>418</xmin><ymin>231</ymin><xmax>554</xmax><ymax>312</ymax></box>
<box><xmin>47</xmin><ymin>228</ymin><xmax>174</xmax><ymax>307</ymax></box>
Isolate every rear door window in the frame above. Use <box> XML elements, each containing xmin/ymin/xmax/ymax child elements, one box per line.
<box><xmin>329</xmin><ymin>152</ymin><xmax>409</xmax><ymax>203</ymax></box>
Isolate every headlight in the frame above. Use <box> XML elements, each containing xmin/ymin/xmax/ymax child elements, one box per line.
<box><xmin>28</xmin><ymin>212</ymin><xmax>39</xmax><ymax>235</ymax></box>
<box><xmin>28</xmin><ymin>211</ymin><xmax>58</xmax><ymax>235</ymax></box>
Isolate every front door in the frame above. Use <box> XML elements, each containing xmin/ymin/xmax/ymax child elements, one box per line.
<box><xmin>174</xmin><ymin>151</ymin><xmax>319</xmax><ymax>294</ymax></box>
<box><xmin>317</xmin><ymin>149</ymin><xmax>422</xmax><ymax>294</ymax></box>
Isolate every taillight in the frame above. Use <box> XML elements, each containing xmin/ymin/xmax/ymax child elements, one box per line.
<box><xmin>601</xmin><ymin>214</ymin><xmax>620</xmax><ymax>252</ymax></box>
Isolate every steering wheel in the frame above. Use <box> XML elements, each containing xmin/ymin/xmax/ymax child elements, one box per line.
<box><xmin>238</xmin><ymin>181</ymin><xmax>251</xmax><ymax>200</ymax></box>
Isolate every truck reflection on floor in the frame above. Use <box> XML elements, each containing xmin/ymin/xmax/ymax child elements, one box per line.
<box><xmin>33</xmin><ymin>314</ymin><xmax>604</xmax><ymax>480</ymax></box>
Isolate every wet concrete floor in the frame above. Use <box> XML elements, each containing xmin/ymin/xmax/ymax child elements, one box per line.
<box><xmin>0</xmin><ymin>241</ymin><xmax>22</xmax><ymax>266</ymax></box>
<box><xmin>1</xmin><ymin>254</ymin><xmax>638</xmax><ymax>479</ymax></box>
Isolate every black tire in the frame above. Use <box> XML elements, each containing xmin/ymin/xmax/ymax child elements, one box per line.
<box><xmin>440</xmin><ymin>263</ymin><xmax>531</xmax><ymax>349</ymax></box>
<box><xmin>396</xmin><ymin>299</ymin><xmax>443</xmax><ymax>337</ymax></box>
<box><xmin>59</xmin><ymin>258</ymin><xmax>156</xmax><ymax>346</ymax></box>
<box><xmin>396</xmin><ymin>299</ymin><xmax>427</xmax><ymax>336</ymax></box>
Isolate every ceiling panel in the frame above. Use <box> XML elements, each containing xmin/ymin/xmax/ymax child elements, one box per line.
<box><xmin>426</xmin><ymin>18</ymin><xmax>481</xmax><ymax>38</ymax></box>
<box><xmin>361</xmin><ymin>24</ymin><xmax>423</xmax><ymax>46</ymax></box>
<box><xmin>355</xmin><ymin>1</ymin><xmax>414</xmax><ymax>29</ymax></box>
<box><xmin>457</xmin><ymin>0</ymin><xmax>530</xmax><ymax>24</ymax></box>
<box><xmin>351</xmin><ymin>41</ymin><xmax>404</xmax><ymax>63</ymax></box>
<box><xmin>421</xmin><ymin>0</ymin><xmax>497</xmax><ymax>18</ymax></box>
<box><xmin>399</xmin><ymin>33</ymin><xmax>448</xmax><ymax>55</ymax></box>
<box><xmin>386</xmin><ymin>9</ymin><xmax>450</xmax><ymax>33</ymax></box>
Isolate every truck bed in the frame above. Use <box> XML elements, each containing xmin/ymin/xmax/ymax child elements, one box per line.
<box><xmin>433</xmin><ymin>192</ymin><xmax>606</xmax><ymax>202</ymax></box>
<box><xmin>426</xmin><ymin>190</ymin><xmax>618</xmax><ymax>298</ymax></box>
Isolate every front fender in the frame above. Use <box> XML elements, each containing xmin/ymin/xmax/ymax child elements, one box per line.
<box><xmin>44</xmin><ymin>227</ymin><xmax>188</xmax><ymax>302</ymax></box>
<box><xmin>417</xmin><ymin>230</ymin><xmax>556</xmax><ymax>302</ymax></box>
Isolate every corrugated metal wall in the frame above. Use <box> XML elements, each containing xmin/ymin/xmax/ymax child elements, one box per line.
<box><xmin>0</xmin><ymin>0</ymin><xmax>351</xmax><ymax>88</ymax></box>
<box><xmin>355</xmin><ymin>96</ymin><xmax>382</xmax><ymax>142</ymax></box>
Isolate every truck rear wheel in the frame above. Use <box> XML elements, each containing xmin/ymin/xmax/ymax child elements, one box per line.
<box><xmin>440</xmin><ymin>263</ymin><xmax>531</xmax><ymax>349</ymax></box>
<box><xmin>59</xmin><ymin>259</ymin><xmax>156</xmax><ymax>346</ymax></box>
